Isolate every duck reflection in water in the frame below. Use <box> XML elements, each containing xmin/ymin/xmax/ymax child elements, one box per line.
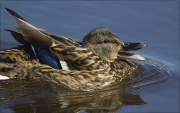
<box><xmin>0</xmin><ymin>75</ymin><xmax>146</xmax><ymax>113</ymax></box>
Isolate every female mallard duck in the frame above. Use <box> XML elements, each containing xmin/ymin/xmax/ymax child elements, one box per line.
<box><xmin>0</xmin><ymin>8</ymin><xmax>147</xmax><ymax>91</ymax></box>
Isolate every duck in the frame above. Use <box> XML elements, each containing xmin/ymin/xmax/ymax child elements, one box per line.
<box><xmin>0</xmin><ymin>8</ymin><xmax>147</xmax><ymax>91</ymax></box>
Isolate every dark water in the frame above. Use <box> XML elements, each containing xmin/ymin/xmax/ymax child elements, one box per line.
<box><xmin>0</xmin><ymin>1</ymin><xmax>179</xmax><ymax>113</ymax></box>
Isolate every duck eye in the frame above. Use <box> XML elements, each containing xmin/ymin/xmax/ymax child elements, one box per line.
<box><xmin>112</xmin><ymin>40</ymin><xmax>119</xmax><ymax>44</ymax></box>
<box><xmin>104</xmin><ymin>39</ymin><xmax>110</xmax><ymax>43</ymax></box>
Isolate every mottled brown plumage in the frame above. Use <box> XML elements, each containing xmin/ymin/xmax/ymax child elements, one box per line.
<box><xmin>0</xmin><ymin>8</ymin><xmax>146</xmax><ymax>91</ymax></box>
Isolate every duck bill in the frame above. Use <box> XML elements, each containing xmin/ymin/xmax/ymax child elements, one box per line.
<box><xmin>118</xmin><ymin>52</ymin><xmax>145</xmax><ymax>60</ymax></box>
<box><xmin>120</xmin><ymin>42</ymin><xmax>147</xmax><ymax>52</ymax></box>
<box><xmin>118</xmin><ymin>42</ymin><xmax>147</xmax><ymax>60</ymax></box>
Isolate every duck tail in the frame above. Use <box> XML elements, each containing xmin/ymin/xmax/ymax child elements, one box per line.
<box><xmin>5</xmin><ymin>8</ymin><xmax>52</xmax><ymax>49</ymax></box>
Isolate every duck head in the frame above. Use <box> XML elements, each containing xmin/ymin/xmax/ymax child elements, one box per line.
<box><xmin>82</xmin><ymin>28</ymin><xmax>147</xmax><ymax>62</ymax></box>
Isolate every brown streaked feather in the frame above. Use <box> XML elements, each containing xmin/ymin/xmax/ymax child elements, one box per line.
<box><xmin>0</xmin><ymin>60</ymin><xmax>114</xmax><ymax>91</ymax></box>
<box><xmin>0</xmin><ymin>48</ymin><xmax>31</xmax><ymax>63</ymax></box>
<box><xmin>49</xmin><ymin>42</ymin><xmax>110</xmax><ymax>71</ymax></box>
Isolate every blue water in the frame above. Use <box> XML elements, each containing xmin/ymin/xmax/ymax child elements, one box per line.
<box><xmin>0</xmin><ymin>1</ymin><xmax>179</xmax><ymax>113</ymax></box>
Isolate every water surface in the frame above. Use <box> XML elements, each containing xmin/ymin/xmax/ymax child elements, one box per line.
<box><xmin>0</xmin><ymin>1</ymin><xmax>179</xmax><ymax>113</ymax></box>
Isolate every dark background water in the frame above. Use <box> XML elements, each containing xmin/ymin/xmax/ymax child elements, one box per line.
<box><xmin>0</xmin><ymin>1</ymin><xmax>179</xmax><ymax>113</ymax></box>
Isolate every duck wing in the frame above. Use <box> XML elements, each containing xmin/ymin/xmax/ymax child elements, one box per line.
<box><xmin>5</xmin><ymin>8</ymin><xmax>83</xmax><ymax>69</ymax></box>
<box><xmin>5</xmin><ymin>8</ymin><xmax>81</xmax><ymax>49</ymax></box>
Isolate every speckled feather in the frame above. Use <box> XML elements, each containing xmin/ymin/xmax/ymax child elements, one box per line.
<box><xmin>0</xmin><ymin>8</ymin><xmax>145</xmax><ymax>91</ymax></box>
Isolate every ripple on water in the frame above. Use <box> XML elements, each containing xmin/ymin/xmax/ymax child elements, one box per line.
<box><xmin>126</xmin><ymin>59</ymin><xmax>172</xmax><ymax>89</ymax></box>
